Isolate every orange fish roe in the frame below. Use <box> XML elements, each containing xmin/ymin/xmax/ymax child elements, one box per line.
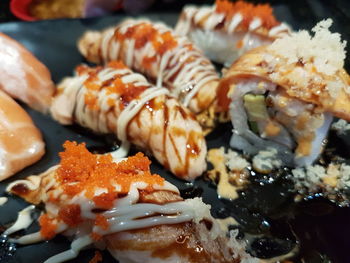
<box><xmin>91</xmin><ymin>232</ymin><xmax>102</xmax><ymax>241</ymax></box>
<box><xmin>76</xmin><ymin>65</ymin><xmax>103</xmax><ymax>76</ymax></box>
<box><xmin>105</xmin><ymin>78</ymin><xmax>125</xmax><ymax>95</ymax></box>
<box><xmin>85</xmin><ymin>91</ymin><xmax>99</xmax><ymax>110</ymax></box>
<box><xmin>215</xmin><ymin>0</ymin><xmax>279</xmax><ymax>29</ymax></box>
<box><xmin>93</xmin><ymin>192</ymin><xmax>118</xmax><ymax>210</ymax></box>
<box><xmin>133</xmin><ymin>23</ymin><xmax>158</xmax><ymax>49</ymax></box>
<box><xmin>119</xmin><ymin>22</ymin><xmax>178</xmax><ymax>63</ymax></box>
<box><xmin>107</xmin><ymin>61</ymin><xmax>127</xmax><ymax>70</ymax></box>
<box><xmin>76</xmin><ymin>64</ymin><xmax>92</xmax><ymax>75</ymax></box>
<box><xmin>79</xmin><ymin>63</ymin><xmax>148</xmax><ymax>110</ymax></box>
<box><xmin>153</xmin><ymin>31</ymin><xmax>178</xmax><ymax>55</ymax></box>
<box><xmin>39</xmin><ymin>214</ymin><xmax>57</xmax><ymax>240</ymax></box>
<box><xmin>107</xmin><ymin>97</ymin><xmax>115</xmax><ymax>107</ymax></box>
<box><xmin>121</xmin><ymin>84</ymin><xmax>148</xmax><ymax>105</ymax></box>
<box><xmin>94</xmin><ymin>214</ymin><xmax>109</xmax><ymax>230</ymax></box>
<box><xmin>142</xmin><ymin>55</ymin><xmax>157</xmax><ymax>70</ymax></box>
<box><xmin>106</xmin><ymin>80</ymin><xmax>147</xmax><ymax>107</ymax></box>
<box><xmin>85</xmin><ymin>81</ymin><xmax>100</xmax><ymax>91</ymax></box>
<box><xmin>253</xmin><ymin>3</ymin><xmax>280</xmax><ymax>28</ymax></box>
<box><xmin>56</xmin><ymin>141</ymin><xmax>165</xmax><ymax>208</ymax></box>
<box><xmin>48</xmin><ymin>192</ymin><xmax>60</xmax><ymax>203</ymax></box>
<box><xmin>58</xmin><ymin>204</ymin><xmax>83</xmax><ymax>227</ymax></box>
<box><xmin>89</xmin><ymin>251</ymin><xmax>103</xmax><ymax>263</ymax></box>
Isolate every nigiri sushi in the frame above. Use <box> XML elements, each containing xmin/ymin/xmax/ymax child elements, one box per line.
<box><xmin>6</xmin><ymin>141</ymin><xmax>256</xmax><ymax>263</ymax></box>
<box><xmin>0</xmin><ymin>33</ymin><xmax>55</xmax><ymax>113</ymax></box>
<box><xmin>217</xmin><ymin>19</ymin><xmax>350</xmax><ymax>167</ymax></box>
<box><xmin>78</xmin><ymin>19</ymin><xmax>220</xmax><ymax>129</ymax></box>
<box><xmin>175</xmin><ymin>0</ymin><xmax>291</xmax><ymax>67</ymax></box>
<box><xmin>0</xmin><ymin>90</ymin><xmax>45</xmax><ymax>181</ymax></box>
<box><xmin>50</xmin><ymin>61</ymin><xmax>207</xmax><ymax>180</ymax></box>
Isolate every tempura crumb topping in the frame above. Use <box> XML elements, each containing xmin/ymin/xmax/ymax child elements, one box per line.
<box><xmin>268</xmin><ymin>19</ymin><xmax>347</xmax><ymax>76</ymax></box>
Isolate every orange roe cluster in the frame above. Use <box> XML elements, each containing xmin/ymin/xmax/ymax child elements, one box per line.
<box><xmin>39</xmin><ymin>214</ymin><xmax>57</xmax><ymax>240</ymax></box>
<box><xmin>58</xmin><ymin>204</ymin><xmax>83</xmax><ymax>227</ymax></box>
<box><xmin>89</xmin><ymin>251</ymin><xmax>103</xmax><ymax>263</ymax></box>
<box><xmin>79</xmin><ymin>62</ymin><xmax>148</xmax><ymax>110</ymax></box>
<box><xmin>94</xmin><ymin>214</ymin><xmax>109</xmax><ymax>230</ymax></box>
<box><xmin>215</xmin><ymin>0</ymin><xmax>280</xmax><ymax>29</ymax></box>
<box><xmin>91</xmin><ymin>232</ymin><xmax>103</xmax><ymax>241</ymax></box>
<box><xmin>56</xmin><ymin>141</ymin><xmax>165</xmax><ymax>208</ymax></box>
<box><xmin>115</xmin><ymin>22</ymin><xmax>178</xmax><ymax>69</ymax></box>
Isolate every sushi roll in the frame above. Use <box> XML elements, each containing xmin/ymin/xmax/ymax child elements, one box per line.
<box><xmin>175</xmin><ymin>0</ymin><xmax>291</xmax><ymax>67</ymax></box>
<box><xmin>50</xmin><ymin>61</ymin><xmax>207</xmax><ymax>181</ymax></box>
<box><xmin>6</xmin><ymin>141</ymin><xmax>256</xmax><ymax>263</ymax></box>
<box><xmin>77</xmin><ymin>19</ymin><xmax>220</xmax><ymax>129</ymax></box>
<box><xmin>217</xmin><ymin>19</ymin><xmax>350</xmax><ymax>167</ymax></box>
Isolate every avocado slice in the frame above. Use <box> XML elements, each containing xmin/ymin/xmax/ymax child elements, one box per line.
<box><xmin>243</xmin><ymin>94</ymin><xmax>270</xmax><ymax>133</ymax></box>
<box><xmin>243</xmin><ymin>94</ymin><xmax>269</xmax><ymax>122</ymax></box>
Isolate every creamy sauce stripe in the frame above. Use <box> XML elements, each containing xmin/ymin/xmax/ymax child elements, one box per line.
<box><xmin>8</xmin><ymin>173</ymin><xmax>215</xmax><ymax>263</ymax></box>
<box><xmin>0</xmin><ymin>196</ymin><xmax>7</xmax><ymax>206</ymax></box>
<box><xmin>4</xmin><ymin>205</ymin><xmax>35</xmax><ymax>236</ymax></box>
<box><xmin>53</xmin><ymin>67</ymin><xmax>169</xmax><ymax>159</ymax></box>
<box><xmin>175</xmin><ymin>5</ymin><xmax>290</xmax><ymax>38</ymax></box>
<box><xmin>112</xmin><ymin>87</ymin><xmax>169</xmax><ymax>158</ymax></box>
<box><xmin>98</xmin><ymin>19</ymin><xmax>219</xmax><ymax>110</ymax></box>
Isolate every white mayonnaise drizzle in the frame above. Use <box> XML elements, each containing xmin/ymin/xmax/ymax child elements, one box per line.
<box><xmin>0</xmin><ymin>196</ymin><xmax>8</xmax><ymax>206</ymax></box>
<box><xmin>249</xmin><ymin>17</ymin><xmax>262</xmax><ymax>31</ymax></box>
<box><xmin>11</xmin><ymin>231</ymin><xmax>43</xmax><ymax>245</ymax></box>
<box><xmin>193</xmin><ymin>6</ymin><xmax>213</xmax><ymax>24</ymax></box>
<box><xmin>268</xmin><ymin>23</ymin><xmax>291</xmax><ymax>37</ymax></box>
<box><xmin>4</xmin><ymin>205</ymin><xmax>35</xmax><ymax>235</ymax></box>
<box><xmin>126</xmin><ymin>39</ymin><xmax>135</xmax><ymax>67</ymax></box>
<box><xmin>53</xmin><ymin>66</ymin><xmax>170</xmax><ymax>159</ymax></box>
<box><xmin>174</xmin><ymin>6</ymin><xmax>198</xmax><ymax>36</ymax></box>
<box><xmin>178</xmin><ymin>4</ymin><xmax>289</xmax><ymax>37</ymax></box>
<box><xmin>204</xmin><ymin>12</ymin><xmax>225</xmax><ymax>30</ymax></box>
<box><xmin>117</xmin><ymin>87</ymin><xmax>169</xmax><ymax>142</ymax></box>
<box><xmin>98</xmin><ymin>19</ymin><xmax>219</xmax><ymax>110</ymax></box>
<box><xmin>48</xmin><ymin>180</ymin><xmax>211</xmax><ymax>263</ymax></box>
<box><xmin>228</xmin><ymin>13</ymin><xmax>243</xmax><ymax>34</ymax></box>
<box><xmin>112</xmin><ymin>87</ymin><xmax>169</xmax><ymax>158</ymax></box>
<box><xmin>175</xmin><ymin>5</ymin><xmax>291</xmax><ymax>66</ymax></box>
<box><xmin>44</xmin><ymin>235</ymin><xmax>93</xmax><ymax>263</ymax></box>
<box><xmin>101</xmin><ymin>28</ymin><xmax>116</xmax><ymax>61</ymax></box>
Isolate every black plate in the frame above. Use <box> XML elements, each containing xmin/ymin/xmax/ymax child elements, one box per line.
<box><xmin>0</xmin><ymin>8</ymin><xmax>350</xmax><ymax>263</ymax></box>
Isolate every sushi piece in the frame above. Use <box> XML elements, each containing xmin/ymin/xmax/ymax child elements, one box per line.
<box><xmin>0</xmin><ymin>90</ymin><xmax>45</xmax><ymax>181</ymax></box>
<box><xmin>175</xmin><ymin>0</ymin><xmax>291</xmax><ymax>67</ymax></box>
<box><xmin>217</xmin><ymin>19</ymin><xmax>350</xmax><ymax>167</ymax></box>
<box><xmin>77</xmin><ymin>19</ymin><xmax>220</xmax><ymax>128</ymax></box>
<box><xmin>50</xmin><ymin>61</ymin><xmax>207</xmax><ymax>181</ymax></box>
<box><xmin>6</xmin><ymin>141</ymin><xmax>255</xmax><ymax>263</ymax></box>
<box><xmin>0</xmin><ymin>33</ymin><xmax>55</xmax><ymax>113</ymax></box>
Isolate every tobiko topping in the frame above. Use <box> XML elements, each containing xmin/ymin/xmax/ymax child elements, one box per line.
<box><xmin>215</xmin><ymin>0</ymin><xmax>280</xmax><ymax>29</ymax></box>
<box><xmin>39</xmin><ymin>141</ymin><xmax>165</xmax><ymax>239</ymax></box>
<box><xmin>56</xmin><ymin>141</ymin><xmax>164</xmax><ymax>200</ymax></box>
<box><xmin>81</xmin><ymin>61</ymin><xmax>148</xmax><ymax>109</ymax></box>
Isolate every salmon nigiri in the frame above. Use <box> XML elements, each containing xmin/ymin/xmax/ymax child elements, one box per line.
<box><xmin>0</xmin><ymin>90</ymin><xmax>45</xmax><ymax>181</ymax></box>
<box><xmin>0</xmin><ymin>33</ymin><xmax>55</xmax><ymax>113</ymax></box>
<box><xmin>7</xmin><ymin>142</ymin><xmax>256</xmax><ymax>263</ymax></box>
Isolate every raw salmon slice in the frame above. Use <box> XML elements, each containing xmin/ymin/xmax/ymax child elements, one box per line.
<box><xmin>0</xmin><ymin>90</ymin><xmax>45</xmax><ymax>181</ymax></box>
<box><xmin>0</xmin><ymin>32</ymin><xmax>55</xmax><ymax>113</ymax></box>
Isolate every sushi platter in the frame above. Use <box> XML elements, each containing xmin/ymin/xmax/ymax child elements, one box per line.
<box><xmin>0</xmin><ymin>1</ymin><xmax>349</xmax><ymax>262</ymax></box>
